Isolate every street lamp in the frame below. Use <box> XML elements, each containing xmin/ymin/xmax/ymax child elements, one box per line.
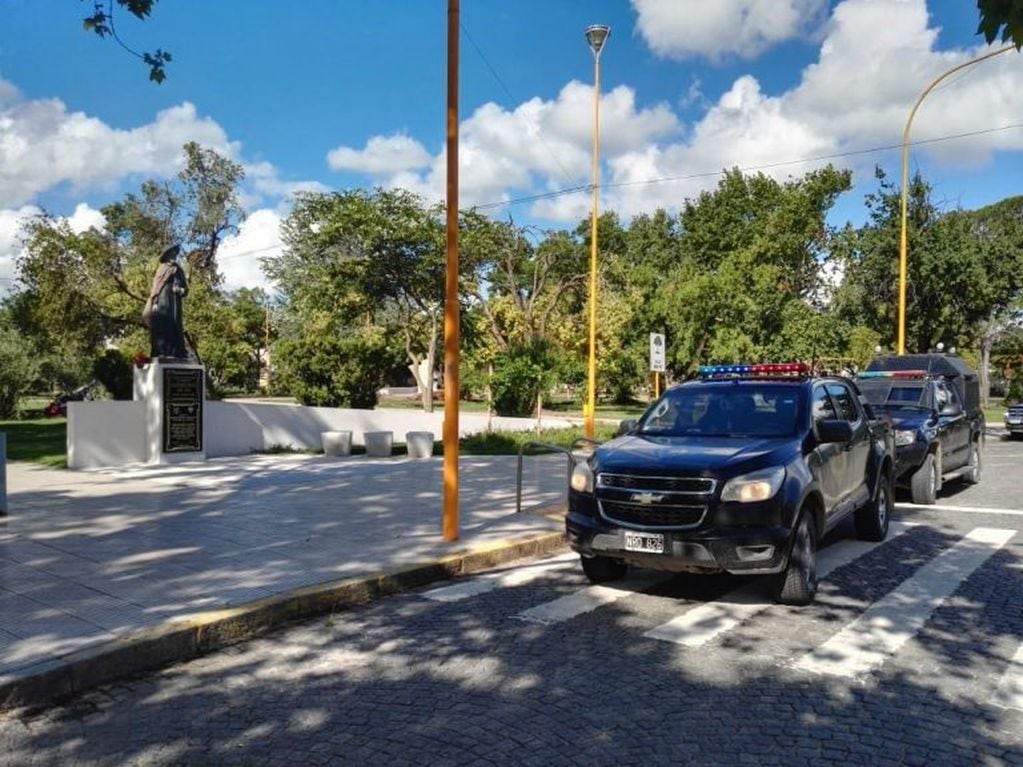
<box><xmin>584</xmin><ymin>23</ymin><xmax>609</xmax><ymax>439</ymax></box>
<box><xmin>897</xmin><ymin>43</ymin><xmax>1015</xmax><ymax>355</ymax></box>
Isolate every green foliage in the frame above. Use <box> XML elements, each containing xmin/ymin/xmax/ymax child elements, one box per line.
<box><xmin>489</xmin><ymin>341</ymin><xmax>559</xmax><ymax>417</ymax></box>
<box><xmin>459</xmin><ymin>424</ymin><xmax>620</xmax><ymax>455</ymax></box>
<box><xmin>0</xmin><ymin>322</ymin><xmax>39</xmax><ymax>418</ymax></box>
<box><xmin>81</xmin><ymin>0</ymin><xmax>171</xmax><ymax>82</ymax></box>
<box><xmin>92</xmin><ymin>349</ymin><xmax>134</xmax><ymax>400</ymax></box>
<box><xmin>976</xmin><ymin>0</ymin><xmax>1023</xmax><ymax>48</ymax></box>
<box><xmin>273</xmin><ymin>326</ymin><xmax>400</xmax><ymax>409</ymax></box>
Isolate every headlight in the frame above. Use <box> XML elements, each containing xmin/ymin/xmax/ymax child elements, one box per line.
<box><xmin>721</xmin><ymin>466</ymin><xmax>785</xmax><ymax>503</ymax></box>
<box><xmin>894</xmin><ymin>429</ymin><xmax>916</xmax><ymax>447</ymax></box>
<box><xmin>570</xmin><ymin>463</ymin><xmax>594</xmax><ymax>494</ymax></box>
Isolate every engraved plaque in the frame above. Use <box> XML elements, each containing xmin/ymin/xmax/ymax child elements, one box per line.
<box><xmin>162</xmin><ymin>368</ymin><xmax>203</xmax><ymax>453</ymax></box>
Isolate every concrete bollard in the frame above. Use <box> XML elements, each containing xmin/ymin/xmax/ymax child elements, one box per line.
<box><xmin>364</xmin><ymin>431</ymin><xmax>393</xmax><ymax>457</ymax></box>
<box><xmin>321</xmin><ymin>430</ymin><xmax>353</xmax><ymax>457</ymax></box>
<box><xmin>0</xmin><ymin>432</ymin><xmax>6</xmax><ymax>516</ymax></box>
<box><xmin>405</xmin><ymin>431</ymin><xmax>435</xmax><ymax>459</ymax></box>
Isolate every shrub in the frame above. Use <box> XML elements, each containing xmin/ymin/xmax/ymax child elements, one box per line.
<box><xmin>273</xmin><ymin>327</ymin><xmax>401</xmax><ymax>409</ymax></box>
<box><xmin>490</xmin><ymin>341</ymin><xmax>558</xmax><ymax>417</ymax></box>
<box><xmin>92</xmin><ymin>348</ymin><xmax>134</xmax><ymax>400</ymax></box>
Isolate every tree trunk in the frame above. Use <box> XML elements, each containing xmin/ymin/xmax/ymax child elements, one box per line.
<box><xmin>535</xmin><ymin>389</ymin><xmax>542</xmax><ymax>434</ymax></box>
<box><xmin>421</xmin><ymin>311</ymin><xmax>440</xmax><ymax>414</ymax></box>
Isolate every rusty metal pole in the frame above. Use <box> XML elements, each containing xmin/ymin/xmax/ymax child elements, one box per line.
<box><xmin>442</xmin><ymin>0</ymin><xmax>460</xmax><ymax>542</ymax></box>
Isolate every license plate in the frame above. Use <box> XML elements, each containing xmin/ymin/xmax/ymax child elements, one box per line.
<box><xmin>1009</xmin><ymin>418</ymin><xmax>1022</xmax><ymax>425</ymax></box>
<box><xmin>623</xmin><ymin>531</ymin><xmax>664</xmax><ymax>554</ymax></box>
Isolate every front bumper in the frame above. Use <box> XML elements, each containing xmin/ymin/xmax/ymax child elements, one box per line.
<box><xmin>1005</xmin><ymin>420</ymin><xmax>1023</xmax><ymax>435</ymax></box>
<box><xmin>893</xmin><ymin>441</ymin><xmax>928</xmax><ymax>482</ymax></box>
<box><xmin>566</xmin><ymin>494</ymin><xmax>793</xmax><ymax>575</ymax></box>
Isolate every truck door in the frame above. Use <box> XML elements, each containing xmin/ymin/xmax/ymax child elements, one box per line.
<box><xmin>811</xmin><ymin>384</ymin><xmax>844</xmax><ymax>513</ymax></box>
<box><xmin>934</xmin><ymin>380</ymin><xmax>969</xmax><ymax>470</ymax></box>
<box><xmin>826</xmin><ymin>382</ymin><xmax>871</xmax><ymax>507</ymax></box>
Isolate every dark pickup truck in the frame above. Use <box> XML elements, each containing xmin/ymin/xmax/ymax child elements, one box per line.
<box><xmin>856</xmin><ymin>354</ymin><xmax>984</xmax><ymax>505</ymax></box>
<box><xmin>566</xmin><ymin>364</ymin><xmax>894</xmax><ymax>605</ymax></box>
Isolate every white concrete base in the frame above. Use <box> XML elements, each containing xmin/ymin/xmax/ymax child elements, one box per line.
<box><xmin>364</xmin><ymin>431</ymin><xmax>393</xmax><ymax>457</ymax></box>
<box><xmin>405</xmin><ymin>431</ymin><xmax>434</xmax><ymax>459</ymax></box>
<box><xmin>322</xmin><ymin>430</ymin><xmax>352</xmax><ymax>456</ymax></box>
<box><xmin>134</xmin><ymin>362</ymin><xmax>206</xmax><ymax>465</ymax></box>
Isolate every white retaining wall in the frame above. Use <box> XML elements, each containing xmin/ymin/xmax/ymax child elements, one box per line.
<box><xmin>68</xmin><ymin>399</ymin><xmax>575</xmax><ymax>468</ymax></box>
<box><xmin>67</xmin><ymin>401</ymin><xmax>147</xmax><ymax>469</ymax></box>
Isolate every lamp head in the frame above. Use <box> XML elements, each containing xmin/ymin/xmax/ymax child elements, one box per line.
<box><xmin>585</xmin><ymin>25</ymin><xmax>610</xmax><ymax>57</ymax></box>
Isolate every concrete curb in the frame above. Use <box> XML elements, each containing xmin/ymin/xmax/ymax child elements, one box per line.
<box><xmin>0</xmin><ymin>530</ymin><xmax>567</xmax><ymax>714</ymax></box>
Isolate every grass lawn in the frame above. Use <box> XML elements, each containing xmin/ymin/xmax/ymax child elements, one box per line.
<box><xmin>0</xmin><ymin>418</ymin><xmax>67</xmax><ymax>467</ymax></box>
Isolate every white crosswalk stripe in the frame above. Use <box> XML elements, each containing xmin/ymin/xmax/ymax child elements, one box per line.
<box><xmin>421</xmin><ymin>553</ymin><xmax>577</xmax><ymax>602</ymax></box>
<box><xmin>791</xmin><ymin>527</ymin><xmax>1016</xmax><ymax>679</ymax></box>
<box><xmin>993</xmin><ymin>642</ymin><xmax>1023</xmax><ymax>711</ymax></box>
<box><xmin>645</xmin><ymin>522</ymin><xmax>916</xmax><ymax>647</ymax></box>
<box><xmin>514</xmin><ymin>573</ymin><xmax>664</xmax><ymax>625</ymax></box>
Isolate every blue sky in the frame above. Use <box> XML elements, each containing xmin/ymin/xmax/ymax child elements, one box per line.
<box><xmin>1</xmin><ymin>0</ymin><xmax>1021</xmax><ymax>292</ymax></box>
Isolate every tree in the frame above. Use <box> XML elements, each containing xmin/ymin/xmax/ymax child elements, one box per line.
<box><xmin>81</xmin><ymin>0</ymin><xmax>171</xmax><ymax>82</ymax></box>
<box><xmin>15</xmin><ymin>143</ymin><xmax>245</xmax><ymax>380</ymax></box>
<box><xmin>274</xmin><ymin>189</ymin><xmax>450</xmax><ymax>412</ymax></box>
<box><xmin>0</xmin><ymin>308</ymin><xmax>39</xmax><ymax>418</ymax></box>
<box><xmin>977</xmin><ymin>0</ymin><xmax>1023</xmax><ymax>49</ymax></box>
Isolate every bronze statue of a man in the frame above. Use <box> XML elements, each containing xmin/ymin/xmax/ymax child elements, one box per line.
<box><xmin>142</xmin><ymin>244</ymin><xmax>189</xmax><ymax>359</ymax></box>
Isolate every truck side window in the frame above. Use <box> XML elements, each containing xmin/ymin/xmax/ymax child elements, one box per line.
<box><xmin>826</xmin><ymin>383</ymin><xmax>859</xmax><ymax>423</ymax></box>
<box><xmin>812</xmin><ymin>386</ymin><xmax>838</xmax><ymax>423</ymax></box>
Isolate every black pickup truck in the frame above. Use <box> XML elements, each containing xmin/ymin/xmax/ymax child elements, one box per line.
<box><xmin>566</xmin><ymin>364</ymin><xmax>894</xmax><ymax>605</ymax></box>
<box><xmin>856</xmin><ymin>354</ymin><xmax>984</xmax><ymax>505</ymax></box>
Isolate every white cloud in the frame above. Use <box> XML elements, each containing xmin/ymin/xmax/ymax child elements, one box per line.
<box><xmin>341</xmin><ymin>81</ymin><xmax>679</xmax><ymax>212</ymax></box>
<box><xmin>327</xmin><ymin>134</ymin><xmax>433</xmax><ymax>174</ymax></box>
<box><xmin>0</xmin><ymin>203</ymin><xmax>106</xmax><ymax>295</ymax></box>
<box><xmin>217</xmin><ymin>209</ymin><xmax>283</xmax><ymax>292</ymax></box>
<box><xmin>0</xmin><ymin>79</ymin><xmax>238</xmax><ymax>208</ymax></box>
<box><xmin>632</xmin><ymin>0</ymin><xmax>829</xmax><ymax>60</ymax></box>
<box><xmin>0</xmin><ymin>205</ymin><xmax>39</xmax><ymax>293</ymax></box>
<box><xmin>598</xmin><ymin>0</ymin><xmax>1023</xmax><ymax>220</ymax></box>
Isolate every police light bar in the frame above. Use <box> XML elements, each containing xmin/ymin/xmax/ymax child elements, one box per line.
<box><xmin>699</xmin><ymin>363</ymin><xmax>809</xmax><ymax>378</ymax></box>
<box><xmin>856</xmin><ymin>370</ymin><xmax>929</xmax><ymax>380</ymax></box>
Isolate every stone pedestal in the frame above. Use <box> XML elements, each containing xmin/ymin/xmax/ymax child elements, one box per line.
<box><xmin>134</xmin><ymin>361</ymin><xmax>206</xmax><ymax>465</ymax></box>
<box><xmin>322</xmin><ymin>430</ymin><xmax>353</xmax><ymax>456</ymax></box>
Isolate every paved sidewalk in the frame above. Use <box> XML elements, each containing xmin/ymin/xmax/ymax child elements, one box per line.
<box><xmin>0</xmin><ymin>452</ymin><xmax>569</xmax><ymax>708</ymax></box>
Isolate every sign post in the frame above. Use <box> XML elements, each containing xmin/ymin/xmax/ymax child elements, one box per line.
<box><xmin>650</xmin><ymin>333</ymin><xmax>666</xmax><ymax>399</ymax></box>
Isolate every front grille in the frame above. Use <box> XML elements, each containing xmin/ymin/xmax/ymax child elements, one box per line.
<box><xmin>1008</xmin><ymin>406</ymin><xmax>1023</xmax><ymax>418</ymax></box>
<box><xmin>599</xmin><ymin>500</ymin><xmax>706</xmax><ymax>529</ymax></box>
<box><xmin>598</xmin><ymin>473</ymin><xmax>715</xmax><ymax>494</ymax></box>
<box><xmin>596</xmin><ymin>472</ymin><xmax>714</xmax><ymax>530</ymax></box>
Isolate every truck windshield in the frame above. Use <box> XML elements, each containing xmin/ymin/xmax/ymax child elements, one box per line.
<box><xmin>858</xmin><ymin>380</ymin><xmax>927</xmax><ymax>410</ymax></box>
<box><xmin>638</xmin><ymin>384</ymin><xmax>801</xmax><ymax>438</ymax></box>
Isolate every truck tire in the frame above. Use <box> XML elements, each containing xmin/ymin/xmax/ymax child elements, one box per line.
<box><xmin>910</xmin><ymin>452</ymin><xmax>938</xmax><ymax>505</ymax></box>
<box><xmin>964</xmin><ymin>440</ymin><xmax>981</xmax><ymax>484</ymax></box>
<box><xmin>773</xmin><ymin>512</ymin><xmax>817</xmax><ymax>606</ymax></box>
<box><xmin>855</xmin><ymin>472</ymin><xmax>891</xmax><ymax>542</ymax></box>
<box><xmin>580</xmin><ymin>555</ymin><xmax>627</xmax><ymax>583</ymax></box>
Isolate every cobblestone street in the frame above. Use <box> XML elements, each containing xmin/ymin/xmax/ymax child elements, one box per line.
<box><xmin>0</xmin><ymin>440</ymin><xmax>1021</xmax><ymax>766</ymax></box>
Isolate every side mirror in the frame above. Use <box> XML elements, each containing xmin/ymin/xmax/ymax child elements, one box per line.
<box><xmin>616</xmin><ymin>419</ymin><xmax>638</xmax><ymax>437</ymax></box>
<box><xmin>817</xmin><ymin>419</ymin><xmax>854</xmax><ymax>444</ymax></box>
<box><xmin>939</xmin><ymin>403</ymin><xmax>963</xmax><ymax>418</ymax></box>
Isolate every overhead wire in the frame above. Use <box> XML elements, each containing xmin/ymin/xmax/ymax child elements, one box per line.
<box><xmin>459</xmin><ymin>20</ymin><xmax>579</xmax><ymax>190</ymax></box>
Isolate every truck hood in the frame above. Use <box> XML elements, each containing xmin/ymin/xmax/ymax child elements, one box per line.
<box><xmin>595</xmin><ymin>434</ymin><xmax>797</xmax><ymax>475</ymax></box>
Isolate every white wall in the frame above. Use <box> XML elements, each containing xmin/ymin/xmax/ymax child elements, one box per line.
<box><xmin>68</xmin><ymin>398</ymin><xmax>576</xmax><ymax>467</ymax></box>
<box><xmin>205</xmin><ymin>401</ymin><xmax>575</xmax><ymax>457</ymax></box>
<box><xmin>67</xmin><ymin>401</ymin><xmax>146</xmax><ymax>469</ymax></box>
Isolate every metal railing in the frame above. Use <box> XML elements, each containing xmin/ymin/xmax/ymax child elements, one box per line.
<box><xmin>515</xmin><ymin>437</ymin><xmax>601</xmax><ymax>514</ymax></box>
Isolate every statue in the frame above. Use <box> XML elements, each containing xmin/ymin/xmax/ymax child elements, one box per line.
<box><xmin>142</xmin><ymin>244</ymin><xmax>189</xmax><ymax>360</ymax></box>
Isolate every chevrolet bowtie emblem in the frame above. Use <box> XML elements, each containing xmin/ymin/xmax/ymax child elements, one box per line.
<box><xmin>631</xmin><ymin>492</ymin><xmax>664</xmax><ymax>504</ymax></box>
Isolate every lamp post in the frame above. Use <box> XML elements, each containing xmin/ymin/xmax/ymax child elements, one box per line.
<box><xmin>897</xmin><ymin>43</ymin><xmax>1015</xmax><ymax>355</ymax></box>
<box><xmin>584</xmin><ymin>23</ymin><xmax>609</xmax><ymax>439</ymax></box>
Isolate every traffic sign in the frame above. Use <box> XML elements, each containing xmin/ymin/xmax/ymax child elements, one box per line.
<box><xmin>650</xmin><ymin>333</ymin><xmax>666</xmax><ymax>372</ymax></box>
